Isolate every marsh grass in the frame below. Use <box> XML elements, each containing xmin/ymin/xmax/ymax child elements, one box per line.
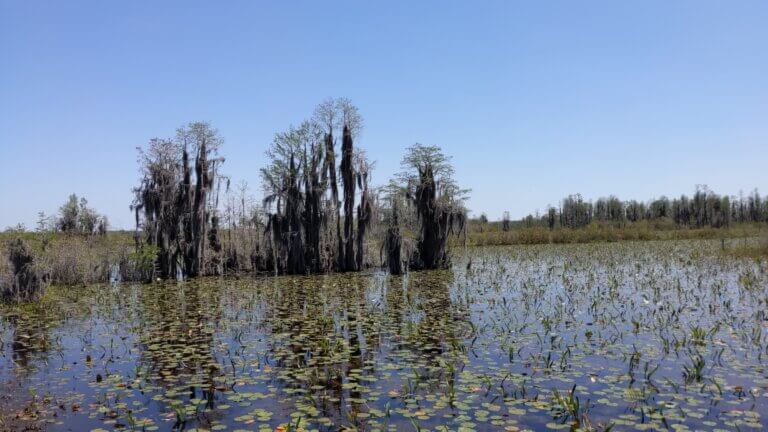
<box><xmin>466</xmin><ymin>221</ymin><xmax>765</xmax><ymax>246</ymax></box>
<box><xmin>1</xmin><ymin>223</ymin><xmax>764</xmax><ymax>288</ymax></box>
<box><xmin>0</xmin><ymin>231</ymin><xmax>138</xmax><ymax>286</ymax></box>
<box><xmin>725</xmin><ymin>236</ymin><xmax>768</xmax><ymax>259</ymax></box>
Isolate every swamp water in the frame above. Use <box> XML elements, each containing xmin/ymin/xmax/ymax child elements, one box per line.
<box><xmin>1</xmin><ymin>240</ymin><xmax>767</xmax><ymax>431</ymax></box>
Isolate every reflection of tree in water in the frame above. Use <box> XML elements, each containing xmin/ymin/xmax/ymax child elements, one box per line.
<box><xmin>0</xmin><ymin>299</ymin><xmax>77</xmax><ymax>430</ymax></box>
<box><xmin>391</xmin><ymin>270</ymin><xmax>471</xmax><ymax>404</ymax></box>
<box><xmin>264</xmin><ymin>270</ymin><xmax>469</xmax><ymax>430</ymax></box>
<box><xmin>134</xmin><ymin>281</ymin><xmax>223</xmax><ymax>425</ymax></box>
<box><xmin>5</xmin><ymin>314</ymin><xmax>52</xmax><ymax>371</ymax></box>
<box><xmin>343</xmin><ymin>273</ymin><xmax>380</xmax><ymax>425</ymax></box>
<box><xmin>267</xmin><ymin>273</ymin><xmax>382</xmax><ymax>429</ymax></box>
<box><xmin>406</xmin><ymin>270</ymin><xmax>468</xmax><ymax>356</ymax></box>
<box><xmin>0</xmin><ymin>296</ymin><xmax>77</xmax><ymax>375</ymax></box>
<box><xmin>0</xmin><ymin>313</ymin><xmax>53</xmax><ymax>429</ymax></box>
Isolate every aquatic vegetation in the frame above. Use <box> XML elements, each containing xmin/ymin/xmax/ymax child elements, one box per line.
<box><xmin>1</xmin><ymin>239</ymin><xmax>767</xmax><ymax>431</ymax></box>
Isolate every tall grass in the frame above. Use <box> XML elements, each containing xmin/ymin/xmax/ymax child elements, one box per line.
<box><xmin>0</xmin><ymin>231</ymin><xmax>147</xmax><ymax>286</ymax></box>
<box><xmin>2</xmin><ymin>222</ymin><xmax>763</xmax><ymax>289</ymax></box>
<box><xmin>465</xmin><ymin>221</ymin><xmax>764</xmax><ymax>247</ymax></box>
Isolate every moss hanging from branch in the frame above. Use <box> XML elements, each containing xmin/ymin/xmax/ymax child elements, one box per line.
<box><xmin>340</xmin><ymin>125</ymin><xmax>356</xmax><ymax>271</ymax></box>
<box><xmin>384</xmin><ymin>202</ymin><xmax>404</xmax><ymax>275</ymax></box>
<box><xmin>132</xmin><ymin>122</ymin><xmax>225</xmax><ymax>280</ymax></box>
<box><xmin>260</xmin><ymin>100</ymin><xmax>371</xmax><ymax>275</ymax></box>
<box><xmin>396</xmin><ymin>143</ymin><xmax>468</xmax><ymax>271</ymax></box>
<box><xmin>410</xmin><ymin>162</ymin><xmax>466</xmax><ymax>269</ymax></box>
<box><xmin>355</xmin><ymin>156</ymin><xmax>373</xmax><ymax>271</ymax></box>
<box><xmin>323</xmin><ymin>131</ymin><xmax>344</xmax><ymax>272</ymax></box>
<box><xmin>303</xmin><ymin>142</ymin><xmax>325</xmax><ymax>273</ymax></box>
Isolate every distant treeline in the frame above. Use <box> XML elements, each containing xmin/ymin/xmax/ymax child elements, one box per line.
<box><xmin>506</xmin><ymin>186</ymin><xmax>767</xmax><ymax>230</ymax></box>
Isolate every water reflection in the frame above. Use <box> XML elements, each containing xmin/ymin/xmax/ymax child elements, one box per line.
<box><xmin>8</xmin><ymin>314</ymin><xmax>52</xmax><ymax>370</ymax></box>
<box><xmin>135</xmin><ymin>282</ymin><xmax>224</xmax><ymax>428</ymax></box>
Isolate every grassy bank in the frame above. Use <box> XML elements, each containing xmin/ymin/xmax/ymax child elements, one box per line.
<box><xmin>0</xmin><ymin>230</ymin><xmax>148</xmax><ymax>286</ymax></box>
<box><xmin>465</xmin><ymin>221</ymin><xmax>765</xmax><ymax>246</ymax></box>
<box><xmin>1</xmin><ymin>222</ymin><xmax>766</xmax><ymax>287</ymax></box>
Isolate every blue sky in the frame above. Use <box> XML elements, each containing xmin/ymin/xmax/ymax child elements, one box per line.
<box><xmin>1</xmin><ymin>1</ymin><xmax>767</xmax><ymax>229</ymax></box>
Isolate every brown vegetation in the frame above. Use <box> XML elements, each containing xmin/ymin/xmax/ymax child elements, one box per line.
<box><xmin>0</xmin><ymin>239</ymin><xmax>48</xmax><ymax>303</ymax></box>
<box><xmin>466</xmin><ymin>220</ymin><xmax>764</xmax><ymax>246</ymax></box>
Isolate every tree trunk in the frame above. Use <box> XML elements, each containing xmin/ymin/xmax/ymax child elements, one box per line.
<box><xmin>340</xmin><ymin>126</ymin><xmax>356</xmax><ymax>271</ymax></box>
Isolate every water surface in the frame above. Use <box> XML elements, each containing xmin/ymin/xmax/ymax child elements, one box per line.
<box><xmin>1</xmin><ymin>240</ymin><xmax>767</xmax><ymax>431</ymax></box>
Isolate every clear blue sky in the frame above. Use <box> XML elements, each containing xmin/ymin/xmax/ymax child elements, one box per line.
<box><xmin>2</xmin><ymin>1</ymin><xmax>767</xmax><ymax>229</ymax></box>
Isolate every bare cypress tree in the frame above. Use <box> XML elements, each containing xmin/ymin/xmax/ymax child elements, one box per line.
<box><xmin>180</xmin><ymin>142</ymin><xmax>194</xmax><ymax>276</ymax></box>
<box><xmin>188</xmin><ymin>127</ymin><xmax>210</xmax><ymax>277</ymax></box>
<box><xmin>314</xmin><ymin>101</ymin><xmax>343</xmax><ymax>271</ymax></box>
<box><xmin>303</xmin><ymin>142</ymin><xmax>325</xmax><ymax>273</ymax></box>
<box><xmin>410</xmin><ymin>163</ymin><xmax>465</xmax><ymax>269</ymax></box>
<box><xmin>323</xmin><ymin>132</ymin><xmax>344</xmax><ymax>271</ymax></box>
<box><xmin>355</xmin><ymin>154</ymin><xmax>373</xmax><ymax>270</ymax></box>
<box><xmin>547</xmin><ymin>207</ymin><xmax>557</xmax><ymax>230</ymax></box>
<box><xmin>384</xmin><ymin>202</ymin><xmax>403</xmax><ymax>275</ymax></box>
<box><xmin>397</xmin><ymin>144</ymin><xmax>468</xmax><ymax>270</ymax></box>
<box><xmin>340</xmin><ymin>125</ymin><xmax>356</xmax><ymax>271</ymax></box>
<box><xmin>314</xmin><ymin>98</ymin><xmax>363</xmax><ymax>272</ymax></box>
<box><xmin>133</xmin><ymin>138</ymin><xmax>182</xmax><ymax>279</ymax></box>
<box><xmin>285</xmin><ymin>156</ymin><xmax>306</xmax><ymax>273</ymax></box>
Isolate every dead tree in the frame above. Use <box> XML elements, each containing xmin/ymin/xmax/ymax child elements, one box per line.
<box><xmin>323</xmin><ymin>132</ymin><xmax>344</xmax><ymax>272</ymax></box>
<box><xmin>355</xmin><ymin>155</ymin><xmax>373</xmax><ymax>270</ymax></box>
<box><xmin>384</xmin><ymin>202</ymin><xmax>404</xmax><ymax>275</ymax></box>
<box><xmin>303</xmin><ymin>143</ymin><xmax>325</xmax><ymax>273</ymax></box>
<box><xmin>285</xmin><ymin>156</ymin><xmax>306</xmax><ymax>274</ymax></box>
<box><xmin>340</xmin><ymin>125</ymin><xmax>357</xmax><ymax>271</ymax></box>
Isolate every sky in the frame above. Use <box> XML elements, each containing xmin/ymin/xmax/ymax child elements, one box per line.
<box><xmin>1</xmin><ymin>1</ymin><xmax>767</xmax><ymax>229</ymax></box>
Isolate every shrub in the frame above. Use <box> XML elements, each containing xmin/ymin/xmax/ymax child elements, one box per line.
<box><xmin>1</xmin><ymin>238</ymin><xmax>48</xmax><ymax>303</ymax></box>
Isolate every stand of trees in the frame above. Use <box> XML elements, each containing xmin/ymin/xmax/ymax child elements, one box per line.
<box><xmin>131</xmin><ymin>122</ymin><xmax>226</xmax><ymax>279</ymax></box>
<box><xmin>381</xmin><ymin>144</ymin><xmax>468</xmax><ymax>274</ymax></box>
<box><xmin>401</xmin><ymin>144</ymin><xmax>467</xmax><ymax>270</ymax></box>
<box><xmin>259</xmin><ymin>99</ymin><xmax>373</xmax><ymax>275</ymax></box>
<box><xmin>130</xmin><ymin>99</ymin><xmax>468</xmax><ymax>280</ymax></box>
<box><xmin>514</xmin><ymin>186</ymin><xmax>767</xmax><ymax>229</ymax></box>
<box><xmin>32</xmin><ymin>194</ymin><xmax>109</xmax><ymax>235</ymax></box>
